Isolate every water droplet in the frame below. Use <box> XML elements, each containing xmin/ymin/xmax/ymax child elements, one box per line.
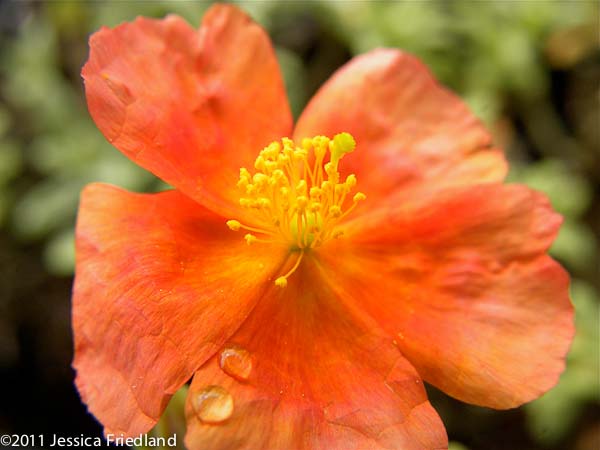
<box><xmin>219</xmin><ymin>345</ymin><xmax>252</xmax><ymax>381</ymax></box>
<box><xmin>192</xmin><ymin>385</ymin><xmax>233</xmax><ymax>424</ymax></box>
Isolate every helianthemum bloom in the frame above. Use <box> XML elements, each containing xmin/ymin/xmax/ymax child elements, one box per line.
<box><xmin>73</xmin><ymin>4</ymin><xmax>574</xmax><ymax>449</ymax></box>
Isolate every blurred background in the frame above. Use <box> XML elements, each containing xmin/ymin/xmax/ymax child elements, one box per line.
<box><xmin>0</xmin><ymin>1</ymin><xmax>598</xmax><ymax>449</ymax></box>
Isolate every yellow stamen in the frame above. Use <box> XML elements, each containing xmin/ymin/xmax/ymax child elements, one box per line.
<box><xmin>226</xmin><ymin>132</ymin><xmax>366</xmax><ymax>287</ymax></box>
<box><xmin>274</xmin><ymin>251</ymin><xmax>305</xmax><ymax>288</ymax></box>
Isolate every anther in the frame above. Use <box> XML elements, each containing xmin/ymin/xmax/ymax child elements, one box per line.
<box><xmin>353</xmin><ymin>192</ymin><xmax>366</xmax><ymax>202</ymax></box>
<box><xmin>226</xmin><ymin>220</ymin><xmax>241</xmax><ymax>231</ymax></box>
<box><xmin>274</xmin><ymin>277</ymin><xmax>288</xmax><ymax>288</ymax></box>
<box><xmin>345</xmin><ymin>174</ymin><xmax>357</xmax><ymax>188</ymax></box>
<box><xmin>329</xmin><ymin>205</ymin><xmax>342</xmax><ymax>218</ymax></box>
<box><xmin>309</xmin><ymin>202</ymin><xmax>322</xmax><ymax>212</ymax></box>
<box><xmin>296</xmin><ymin>196</ymin><xmax>308</xmax><ymax>211</ymax></box>
<box><xmin>274</xmin><ymin>251</ymin><xmax>304</xmax><ymax>288</ymax></box>
<box><xmin>309</xmin><ymin>187</ymin><xmax>322</xmax><ymax>199</ymax></box>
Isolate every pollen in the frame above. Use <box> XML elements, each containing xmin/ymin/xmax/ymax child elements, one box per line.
<box><xmin>227</xmin><ymin>132</ymin><xmax>365</xmax><ymax>287</ymax></box>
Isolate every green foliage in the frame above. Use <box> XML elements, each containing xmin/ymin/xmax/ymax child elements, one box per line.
<box><xmin>276</xmin><ymin>47</ymin><xmax>308</xmax><ymax>119</ymax></box>
<box><xmin>525</xmin><ymin>280</ymin><xmax>600</xmax><ymax>445</ymax></box>
<box><xmin>512</xmin><ymin>159</ymin><xmax>593</xmax><ymax>218</ymax></box>
<box><xmin>510</xmin><ymin>159</ymin><xmax>598</xmax><ymax>273</ymax></box>
<box><xmin>43</xmin><ymin>228</ymin><xmax>75</xmax><ymax>277</ymax></box>
<box><xmin>1</xmin><ymin>5</ymin><xmax>160</xmax><ymax>275</ymax></box>
<box><xmin>448</xmin><ymin>442</ymin><xmax>471</xmax><ymax>450</ymax></box>
<box><xmin>139</xmin><ymin>385</ymin><xmax>188</xmax><ymax>450</ymax></box>
<box><xmin>326</xmin><ymin>0</ymin><xmax>597</xmax><ymax>106</ymax></box>
<box><xmin>0</xmin><ymin>107</ymin><xmax>22</xmax><ymax>225</ymax></box>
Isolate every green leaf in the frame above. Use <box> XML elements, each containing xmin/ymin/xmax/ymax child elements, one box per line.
<box><xmin>11</xmin><ymin>178</ymin><xmax>82</xmax><ymax>240</ymax></box>
<box><xmin>525</xmin><ymin>280</ymin><xmax>600</xmax><ymax>445</ymax></box>
<box><xmin>550</xmin><ymin>220</ymin><xmax>598</xmax><ymax>273</ymax></box>
<box><xmin>509</xmin><ymin>159</ymin><xmax>593</xmax><ymax>218</ymax></box>
<box><xmin>43</xmin><ymin>228</ymin><xmax>75</xmax><ymax>276</ymax></box>
<box><xmin>276</xmin><ymin>47</ymin><xmax>308</xmax><ymax>120</ymax></box>
<box><xmin>138</xmin><ymin>385</ymin><xmax>188</xmax><ymax>450</ymax></box>
<box><xmin>0</xmin><ymin>139</ymin><xmax>23</xmax><ymax>184</ymax></box>
<box><xmin>449</xmin><ymin>442</ymin><xmax>471</xmax><ymax>450</ymax></box>
<box><xmin>0</xmin><ymin>106</ymin><xmax>11</xmax><ymax>137</ymax></box>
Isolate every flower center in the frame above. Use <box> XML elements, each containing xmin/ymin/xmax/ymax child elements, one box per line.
<box><xmin>226</xmin><ymin>132</ymin><xmax>365</xmax><ymax>287</ymax></box>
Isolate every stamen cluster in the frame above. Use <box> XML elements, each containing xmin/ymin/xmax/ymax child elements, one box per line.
<box><xmin>226</xmin><ymin>132</ymin><xmax>365</xmax><ymax>287</ymax></box>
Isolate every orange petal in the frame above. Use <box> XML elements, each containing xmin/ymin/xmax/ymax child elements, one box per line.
<box><xmin>184</xmin><ymin>258</ymin><xmax>448</xmax><ymax>450</ymax></box>
<box><xmin>82</xmin><ymin>4</ymin><xmax>292</xmax><ymax>218</ymax></box>
<box><xmin>72</xmin><ymin>184</ymin><xmax>287</xmax><ymax>436</ymax></box>
<box><xmin>294</xmin><ymin>49</ymin><xmax>507</xmax><ymax>209</ymax></box>
<box><xmin>321</xmin><ymin>183</ymin><xmax>574</xmax><ymax>409</ymax></box>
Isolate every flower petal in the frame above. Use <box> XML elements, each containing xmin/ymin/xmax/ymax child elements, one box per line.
<box><xmin>321</xmin><ymin>184</ymin><xmax>574</xmax><ymax>408</ymax></box>
<box><xmin>82</xmin><ymin>4</ymin><xmax>292</xmax><ymax>217</ymax></box>
<box><xmin>184</xmin><ymin>258</ymin><xmax>447</xmax><ymax>450</ymax></box>
<box><xmin>72</xmin><ymin>184</ymin><xmax>287</xmax><ymax>436</ymax></box>
<box><xmin>294</xmin><ymin>49</ymin><xmax>507</xmax><ymax>207</ymax></box>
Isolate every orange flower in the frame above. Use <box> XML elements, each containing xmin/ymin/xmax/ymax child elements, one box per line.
<box><xmin>72</xmin><ymin>4</ymin><xmax>574</xmax><ymax>449</ymax></box>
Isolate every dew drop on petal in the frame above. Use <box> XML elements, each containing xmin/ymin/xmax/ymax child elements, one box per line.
<box><xmin>192</xmin><ymin>385</ymin><xmax>234</xmax><ymax>424</ymax></box>
<box><xmin>219</xmin><ymin>345</ymin><xmax>252</xmax><ymax>381</ymax></box>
